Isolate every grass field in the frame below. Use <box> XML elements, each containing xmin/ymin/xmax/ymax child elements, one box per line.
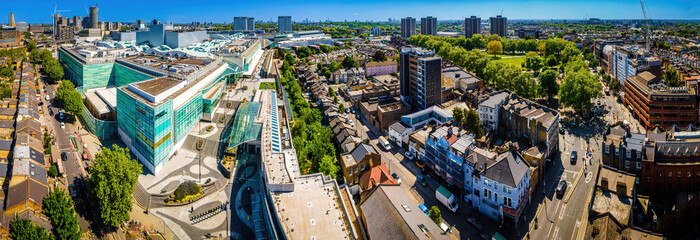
<box><xmin>492</xmin><ymin>56</ymin><xmax>526</xmax><ymax>67</ymax></box>
<box><xmin>259</xmin><ymin>82</ymin><xmax>276</xmax><ymax>90</ymax></box>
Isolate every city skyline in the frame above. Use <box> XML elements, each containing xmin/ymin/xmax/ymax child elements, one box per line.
<box><xmin>4</xmin><ymin>0</ymin><xmax>699</xmax><ymax>24</ymax></box>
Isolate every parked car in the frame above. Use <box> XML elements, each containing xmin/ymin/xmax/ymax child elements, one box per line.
<box><xmin>556</xmin><ymin>180</ymin><xmax>568</xmax><ymax>197</ymax></box>
<box><xmin>419</xmin><ymin>204</ymin><xmax>429</xmax><ymax>215</ymax></box>
<box><xmin>60</xmin><ymin>122</ymin><xmax>65</xmax><ymax>129</ymax></box>
<box><xmin>405</xmin><ymin>151</ymin><xmax>415</xmax><ymax>161</ymax></box>
<box><xmin>416</xmin><ymin>174</ymin><xmax>427</xmax><ymax>186</ymax></box>
<box><xmin>570</xmin><ymin>151</ymin><xmax>577</xmax><ymax>164</ymax></box>
<box><xmin>68</xmin><ymin>184</ymin><xmax>77</xmax><ymax>198</ymax></box>
<box><xmin>391</xmin><ymin>173</ymin><xmax>401</xmax><ymax>184</ymax></box>
<box><xmin>61</xmin><ymin>152</ymin><xmax>68</xmax><ymax>161</ymax></box>
<box><xmin>349</xmin><ymin>119</ymin><xmax>354</xmax><ymax>127</ymax></box>
<box><xmin>467</xmin><ymin>215</ymin><xmax>484</xmax><ymax>231</ymax></box>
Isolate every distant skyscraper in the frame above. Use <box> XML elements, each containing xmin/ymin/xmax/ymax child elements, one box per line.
<box><xmin>234</xmin><ymin>17</ymin><xmax>247</xmax><ymax>31</ymax></box>
<box><xmin>278</xmin><ymin>16</ymin><xmax>292</xmax><ymax>33</ymax></box>
<box><xmin>73</xmin><ymin>16</ymin><xmax>82</xmax><ymax>30</ymax></box>
<box><xmin>490</xmin><ymin>15</ymin><xmax>507</xmax><ymax>37</ymax></box>
<box><xmin>464</xmin><ymin>16</ymin><xmax>480</xmax><ymax>38</ymax></box>
<box><xmin>400</xmin><ymin>17</ymin><xmax>416</xmax><ymax>38</ymax></box>
<box><xmin>247</xmin><ymin>17</ymin><xmax>254</xmax><ymax>31</ymax></box>
<box><xmin>89</xmin><ymin>6</ymin><xmax>98</xmax><ymax>29</ymax></box>
<box><xmin>420</xmin><ymin>16</ymin><xmax>437</xmax><ymax>36</ymax></box>
<box><xmin>9</xmin><ymin>13</ymin><xmax>14</xmax><ymax>27</ymax></box>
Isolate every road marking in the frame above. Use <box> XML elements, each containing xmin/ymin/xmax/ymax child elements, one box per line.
<box><xmin>572</xmin><ymin>220</ymin><xmax>581</xmax><ymax>240</ymax></box>
<box><xmin>561</xmin><ymin>172</ymin><xmax>567</xmax><ymax>180</ymax></box>
<box><xmin>547</xmin><ymin>221</ymin><xmax>555</xmax><ymax>238</ymax></box>
<box><xmin>551</xmin><ymin>227</ymin><xmax>560</xmax><ymax>240</ymax></box>
<box><xmin>585</xmin><ymin>172</ymin><xmax>594</xmax><ymax>183</ymax></box>
<box><xmin>559</xmin><ymin>204</ymin><xmax>566</xmax><ymax>219</ymax></box>
<box><xmin>564</xmin><ymin>169</ymin><xmax>579</xmax><ymax>175</ymax></box>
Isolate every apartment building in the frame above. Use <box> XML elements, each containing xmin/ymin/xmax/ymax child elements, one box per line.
<box><xmin>420</xmin><ymin>16</ymin><xmax>438</xmax><ymax>36</ymax></box>
<box><xmin>464</xmin><ymin>16</ymin><xmax>481</xmax><ymax>38</ymax></box>
<box><xmin>399</xmin><ymin>48</ymin><xmax>442</xmax><ymax>111</ymax></box>
<box><xmin>400</xmin><ymin>17</ymin><xmax>416</xmax><ymax>38</ymax></box>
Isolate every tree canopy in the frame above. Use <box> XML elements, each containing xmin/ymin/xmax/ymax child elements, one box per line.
<box><xmin>559</xmin><ymin>61</ymin><xmax>602</xmax><ymax>114</ymax></box>
<box><xmin>9</xmin><ymin>219</ymin><xmax>52</xmax><ymax>240</ymax></box>
<box><xmin>538</xmin><ymin>70</ymin><xmax>559</xmax><ymax>100</ymax></box>
<box><xmin>87</xmin><ymin>145</ymin><xmax>142</xmax><ymax>228</ymax></box>
<box><xmin>372</xmin><ymin>50</ymin><xmax>386</xmax><ymax>62</ymax></box>
<box><xmin>487</xmin><ymin>40</ymin><xmax>503</xmax><ymax>56</ymax></box>
<box><xmin>429</xmin><ymin>206</ymin><xmax>441</xmax><ymax>225</ymax></box>
<box><xmin>43</xmin><ymin>188</ymin><xmax>80</xmax><ymax>240</ymax></box>
<box><xmin>663</xmin><ymin>68</ymin><xmax>681</xmax><ymax>87</ymax></box>
<box><xmin>341</xmin><ymin>56</ymin><xmax>359</xmax><ymax>69</ymax></box>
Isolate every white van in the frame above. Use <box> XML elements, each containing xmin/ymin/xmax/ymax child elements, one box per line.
<box><xmin>378</xmin><ymin>136</ymin><xmax>391</xmax><ymax>151</ymax></box>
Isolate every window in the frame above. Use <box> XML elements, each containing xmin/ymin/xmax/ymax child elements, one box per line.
<box><xmin>361</xmin><ymin>164</ymin><xmax>365</xmax><ymax>171</ymax></box>
<box><xmin>688</xmin><ymin>171</ymin><xmax>692</xmax><ymax>178</ymax></box>
<box><xmin>615</xmin><ymin>147</ymin><xmax>619</xmax><ymax>155</ymax></box>
<box><xmin>625</xmin><ymin>161</ymin><xmax>630</xmax><ymax>169</ymax></box>
<box><xmin>646</xmin><ymin>177</ymin><xmax>650</xmax><ymax>183</ymax></box>
<box><xmin>504</xmin><ymin>197</ymin><xmax>512</xmax><ymax>207</ymax></box>
<box><xmin>348</xmin><ymin>169</ymin><xmax>352</xmax><ymax>176</ymax></box>
<box><xmin>678</xmin><ymin>171</ymin><xmax>682</xmax><ymax>178</ymax></box>
<box><xmin>636</xmin><ymin>162</ymin><xmax>642</xmax><ymax>169</ymax></box>
<box><xmin>604</xmin><ymin>145</ymin><xmax>609</xmax><ymax>154</ymax></box>
<box><xmin>494</xmin><ymin>193</ymin><xmax>498</xmax><ymax>201</ymax></box>
<box><xmin>626</xmin><ymin>150</ymin><xmax>631</xmax><ymax>158</ymax></box>
<box><xmin>637</xmin><ymin>151</ymin><xmax>642</xmax><ymax>158</ymax></box>
<box><xmin>668</xmin><ymin>171</ymin><xmax>672</xmax><ymax>178</ymax></box>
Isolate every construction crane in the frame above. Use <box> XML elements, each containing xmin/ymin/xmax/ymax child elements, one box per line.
<box><xmin>640</xmin><ymin>0</ymin><xmax>651</xmax><ymax>53</ymax></box>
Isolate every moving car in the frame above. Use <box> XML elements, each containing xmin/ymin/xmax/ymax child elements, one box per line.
<box><xmin>556</xmin><ymin>180</ymin><xmax>568</xmax><ymax>197</ymax></box>
<box><xmin>378</xmin><ymin>136</ymin><xmax>391</xmax><ymax>151</ymax></box>
<box><xmin>60</xmin><ymin>122</ymin><xmax>65</xmax><ymax>129</ymax></box>
<box><xmin>69</xmin><ymin>184</ymin><xmax>77</xmax><ymax>197</ymax></box>
<box><xmin>391</xmin><ymin>173</ymin><xmax>401</xmax><ymax>184</ymax></box>
<box><xmin>570</xmin><ymin>151</ymin><xmax>577</xmax><ymax>164</ymax></box>
<box><xmin>61</xmin><ymin>152</ymin><xmax>68</xmax><ymax>161</ymax></box>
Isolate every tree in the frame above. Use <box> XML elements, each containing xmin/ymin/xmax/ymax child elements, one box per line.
<box><xmin>452</xmin><ymin>107</ymin><xmax>463</xmax><ymax>123</ymax></box>
<box><xmin>328</xmin><ymin>86</ymin><xmax>336</xmax><ymax>97</ymax></box>
<box><xmin>464</xmin><ymin>109</ymin><xmax>484</xmax><ymax>138</ymax></box>
<box><xmin>561</xmin><ymin>45</ymin><xmax>581</xmax><ymax>64</ymax></box>
<box><xmin>48</xmin><ymin>165</ymin><xmax>58</xmax><ymax>177</ymax></box>
<box><xmin>43</xmin><ymin>59</ymin><xmax>64</xmax><ymax>83</ymax></box>
<box><xmin>86</xmin><ymin>145</ymin><xmax>142</xmax><ymax>228</ymax></box>
<box><xmin>56</xmin><ymin>80</ymin><xmax>75</xmax><ymax>104</ymax></box>
<box><xmin>43</xmin><ymin>188</ymin><xmax>80</xmax><ymax>240</ymax></box>
<box><xmin>546</xmin><ymin>55</ymin><xmax>558</xmax><ymax>67</ymax></box>
<box><xmin>9</xmin><ymin>219</ymin><xmax>52</xmax><ymax>240</ymax></box>
<box><xmin>341</xmin><ymin>56</ymin><xmax>359</xmax><ymax>69</ymax></box>
<box><xmin>525</xmin><ymin>56</ymin><xmax>544</xmax><ymax>72</ymax></box>
<box><xmin>539</xmin><ymin>70</ymin><xmax>559</xmax><ymax>100</ymax></box>
<box><xmin>63</xmin><ymin>90</ymin><xmax>83</xmax><ymax>119</ymax></box>
<box><xmin>318</xmin><ymin>155</ymin><xmax>339</xmax><ymax>179</ymax></box>
<box><xmin>559</xmin><ymin>70</ymin><xmax>602</xmax><ymax>114</ymax></box>
<box><xmin>429</xmin><ymin>206</ymin><xmax>441</xmax><ymax>225</ymax></box>
<box><xmin>487</xmin><ymin>40</ymin><xmax>503</xmax><ymax>56</ymax></box>
<box><xmin>512</xmin><ymin>72</ymin><xmax>540</xmax><ymax>99</ymax></box>
<box><xmin>372</xmin><ymin>50</ymin><xmax>386</xmax><ymax>62</ymax></box>
<box><xmin>0</xmin><ymin>85</ymin><xmax>10</xmax><ymax>99</ymax></box>
<box><xmin>663</xmin><ymin>68</ymin><xmax>681</xmax><ymax>87</ymax></box>
<box><xmin>339</xmin><ymin>103</ymin><xmax>346</xmax><ymax>113</ymax></box>
<box><xmin>27</xmin><ymin>40</ymin><xmax>37</xmax><ymax>53</ymax></box>
<box><xmin>333</xmin><ymin>96</ymin><xmax>338</xmax><ymax>104</ymax></box>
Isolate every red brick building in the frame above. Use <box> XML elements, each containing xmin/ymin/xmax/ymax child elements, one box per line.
<box><xmin>624</xmin><ymin>71</ymin><xmax>697</xmax><ymax>130</ymax></box>
<box><xmin>640</xmin><ymin>126</ymin><xmax>700</xmax><ymax>195</ymax></box>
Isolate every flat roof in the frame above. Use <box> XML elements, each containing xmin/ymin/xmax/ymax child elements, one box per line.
<box><xmin>132</xmin><ymin>77</ymin><xmax>182</xmax><ymax>96</ymax></box>
<box><xmin>95</xmin><ymin>88</ymin><xmax>117</xmax><ymax>109</ymax></box>
<box><xmin>84</xmin><ymin>92</ymin><xmax>110</xmax><ymax>115</ymax></box>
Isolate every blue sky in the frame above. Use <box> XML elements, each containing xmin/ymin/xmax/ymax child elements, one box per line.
<box><xmin>5</xmin><ymin>0</ymin><xmax>700</xmax><ymax>24</ymax></box>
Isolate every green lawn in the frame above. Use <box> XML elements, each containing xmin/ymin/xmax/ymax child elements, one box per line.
<box><xmin>492</xmin><ymin>56</ymin><xmax>527</xmax><ymax>68</ymax></box>
<box><xmin>259</xmin><ymin>82</ymin><xmax>277</xmax><ymax>90</ymax></box>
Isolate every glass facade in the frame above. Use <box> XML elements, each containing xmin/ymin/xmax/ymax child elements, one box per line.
<box><xmin>59</xmin><ymin>48</ymin><xmax>152</xmax><ymax>90</ymax></box>
<box><xmin>81</xmin><ymin>104</ymin><xmax>118</xmax><ymax>139</ymax></box>
<box><xmin>173</xmin><ymin>93</ymin><xmax>203</xmax><ymax>143</ymax></box>
<box><xmin>117</xmin><ymin>89</ymin><xmax>173</xmax><ymax>172</ymax></box>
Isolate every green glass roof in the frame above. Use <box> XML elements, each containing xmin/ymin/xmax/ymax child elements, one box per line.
<box><xmin>227</xmin><ymin>101</ymin><xmax>262</xmax><ymax>149</ymax></box>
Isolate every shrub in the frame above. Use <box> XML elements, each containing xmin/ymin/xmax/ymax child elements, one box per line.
<box><xmin>48</xmin><ymin>165</ymin><xmax>58</xmax><ymax>178</ymax></box>
<box><xmin>171</xmin><ymin>181</ymin><xmax>202</xmax><ymax>202</ymax></box>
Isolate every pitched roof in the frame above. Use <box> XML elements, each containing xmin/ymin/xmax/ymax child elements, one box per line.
<box><xmin>6</xmin><ymin>178</ymin><xmax>48</xmax><ymax>211</ymax></box>
<box><xmin>482</xmin><ymin>151</ymin><xmax>530</xmax><ymax>188</ymax></box>
<box><xmin>350</xmin><ymin>143</ymin><xmax>376</xmax><ymax>164</ymax></box>
<box><xmin>359</xmin><ymin>185</ymin><xmax>449</xmax><ymax>240</ymax></box>
<box><xmin>359</xmin><ymin>164</ymin><xmax>397</xmax><ymax>191</ymax></box>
